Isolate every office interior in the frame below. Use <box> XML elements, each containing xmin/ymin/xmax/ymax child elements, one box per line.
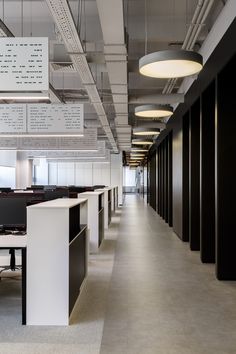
<box><xmin>1</xmin><ymin>1</ymin><xmax>236</xmax><ymax>353</ymax></box>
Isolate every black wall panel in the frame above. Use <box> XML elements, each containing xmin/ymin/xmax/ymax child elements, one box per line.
<box><xmin>149</xmin><ymin>153</ymin><xmax>156</xmax><ymax>211</ymax></box>
<box><xmin>216</xmin><ymin>54</ymin><xmax>236</xmax><ymax>279</ymax></box>
<box><xmin>182</xmin><ymin>112</ymin><xmax>190</xmax><ymax>242</ymax></box>
<box><xmin>200</xmin><ymin>80</ymin><xmax>215</xmax><ymax>263</ymax></box>
<box><xmin>189</xmin><ymin>99</ymin><xmax>200</xmax><ymax>251</ymax></box>
<box><xmin>168</xmin><ymin>133</ymin><xmax>173</xmax><ymax>227</ymax></box>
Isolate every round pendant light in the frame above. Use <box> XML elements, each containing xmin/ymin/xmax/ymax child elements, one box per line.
<box><xmin>130</xmin><ymin>153</ymin><xmax>146</xmax><ymax>157</ymax></box>
<box><xmin>133</xmin><ymin>127</ymin><xmax>160</xmax><ymax>136</ymax></box>
<box><xmin>139</xmin><ymin>50</ymin><xmax>203</xmax><ymax>78</ymax></box>
<box><xmin>131</xmin><ymin>148</ymin><xmax>149</xmax><ymax>153</ymax></box>
<box><xmin>132</xmin><ymin>138</ymin><xmax>153</xmax><ymax>146</ymax></box>
<box><xmin>135</xmin><ymin>104</ymin><xmax>173</xmax><ymax>118</ymax></box>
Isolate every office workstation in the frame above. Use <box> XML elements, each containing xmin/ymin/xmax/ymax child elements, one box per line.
<box><xmin>78</xmin><ymin>191</ymin><xmax>105</xmax><ymax>253</ymax></box>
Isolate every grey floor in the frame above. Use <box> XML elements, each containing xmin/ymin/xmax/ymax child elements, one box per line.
<box><xmin>1</xmin><ymin>195</ymin><xmax>236</xmax><ymax>353</ymax></box>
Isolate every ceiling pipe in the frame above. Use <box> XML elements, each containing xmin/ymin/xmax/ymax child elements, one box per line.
<box><xmin>163</xmin><ymin>0</ymin><xmax>215</xmax><ymax>95</ymax></box>
<box><xmin>129</xmin><ymin>94</ymin><xmax>184</xmax><ymax>105</ymax></box>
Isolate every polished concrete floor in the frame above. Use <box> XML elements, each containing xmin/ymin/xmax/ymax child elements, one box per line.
<box><xmin>100</xmin><ymin>195</ymin><xmax>236</xmax><ymax>354</ymax></box>
<box><xmin>1</xmin><ymin>194</ymin><xmax>236</xmax><ymax>353</ymax></box>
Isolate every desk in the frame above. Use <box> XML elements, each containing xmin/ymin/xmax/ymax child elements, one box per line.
<box><xmin>27</xmin><ymin>198</ymin><xmax>88</xmax><ymax>325</ymax></box>
<box><xmin>96</xmin><ymin>188</ymin><xmax>112</xmax><ymax>229</ymax></box>
<box><xmin>78</xmin><ymin>191</ymin><xmax>104</xmax><ymax>253</ymax></box>
<box><xmin>0</xmin><ymin>235</ymin><xmax>27</xmax><ymax>325</ymax></box>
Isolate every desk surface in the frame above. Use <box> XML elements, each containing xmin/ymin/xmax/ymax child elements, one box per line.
<box><xmin>27</xmin><ymin>198</ymin><xmax>87</xmax><ymax>209</ymax></box>
<box><xmin>78</xmin><ymin>191</ymin><xmax>104</xmax><ymax>196</ymax></box>
<box><xmin>0</xmin><ymin>235</ymin><xmax>27</xmax><ymax>248</ymax></box>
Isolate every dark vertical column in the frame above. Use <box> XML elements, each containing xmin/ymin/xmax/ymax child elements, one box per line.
<box><xmin>182</xmin><ymin>112</ymin><xmax>190</xmax><ymax>242</ymax></box>
<box><xmin>147</xmin><ymin>160</ymin><xmax>150</xmax><ymax>204</ymax></box>
<box><xmin>189</xmin><ymin>98</ymin><xmax>200</xmax><ymax>251</ymax></box>
<box><xmin>200</xmin><ymin>80</ymin><xmax>215</xmax><ymax>263</ymax></box>
<box><xmin>157</xmin><ymin>147</ymin><xmax>160</xmax><ymax>215</ymax></box>
<box><xmin>168</xmin><ymin>132</ymin><xmax>173</xmax><ymax>227</ymax></box>
<box><xmin>22</xmin><ymin>248</ymin><xmax>26</xmax><ymax>325</ymax></box>
<box><xmin>163</xmin><ymin>139</ymin><xmax>167</xmax><ymax>221</ymax></box>
<box><xmin>149</xmin><ymin>152</ymin><xmax>156</xmax><ymax>211</ymax></box>
<box><xmin>165</xmin><ymin>138</ymin><xmax>169</xmax><ymax>223</ymax></box>
<box><xmin>216</xmin><ymin>54</ymin><xmax>236</xmax><ymax>280</ymax></box>
<box><xmin>160</xmin><ymin>143</ymin><xmax>164</xmax><ymax>218</ymax></box>
<box><xmin>156</xmin><ymin>150</ymin><xmax>158</xmax><ymax>212</ymax></box>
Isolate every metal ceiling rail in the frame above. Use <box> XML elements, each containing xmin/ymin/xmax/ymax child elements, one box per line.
<box><xmin>96</xmin><ymin>0</ymin><xmax>131</xmax><ymax>151</ymax></box>
<box><xmin>45</xmin><ymin>0</ymin><xmax>118</xmax><ymax>153</ymax></box>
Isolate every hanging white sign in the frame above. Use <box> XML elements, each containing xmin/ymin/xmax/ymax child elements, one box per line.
<box><xmin>0</xmin><ymin>104</ymin><xmax>84</xmax><ymax>135</ymax></box>
<box><xmin>25</xmin><ymin>141</ymin><xmax>106</xmax><ymax>158</ymax></box>
<box><xmin>0</xmin><ymin>129</ymin><xmax>97</xmax><ymax>150</ymax></box>
<box><xmin>0</xmin><ymin>37</ymin><xmax>48</xmax><ymax>91</ymax></box>
<box><xmin>27</xmin><ymin>104</ymin><xmax>83</xmax><ymax>134</ymax></box>
<box><xmin>0</xmin><ymin>105</ymin><xmax>26</xmax><ymax>133</ymax></box>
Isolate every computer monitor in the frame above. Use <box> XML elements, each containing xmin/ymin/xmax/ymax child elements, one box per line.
<box><xmin>44</xmin><ymin>185</ymin><xmax>57</xmax><ymax>191</ymax></box>
<box><xmin>0</xmin><ymin>187</ymin><xmax>12</xmax><ymax>193</ymax></box>
<box><xmin>0</xmin><ymin>198</ymin><xmax>27</xmax><ymax>230</ymax></box>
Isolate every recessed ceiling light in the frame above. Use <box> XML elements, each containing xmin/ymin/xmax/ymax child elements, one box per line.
<box><xmin>135</xmin><ymin>104</ymin><xmax>173</xmax><ymax>118</ymax></box>
<box><xmin>139</xmin><ymin>50</ymin><xmax>203</xmax><ymax>78</ymax></box>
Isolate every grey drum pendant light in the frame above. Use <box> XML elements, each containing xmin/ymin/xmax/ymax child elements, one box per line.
<box><xmin>132</xmin><ymin>138</ymin><xmax>153</xmax><ymax>145</ymax></box>
<box><xmin>133</xmin><ymin>127</ymin><xmax>160</xmax><ymax>136</ymax></box>
<box><xmin>135</xmin><ymin>104</ymin><xmax>173</xmax><ymax>118</ymax></box>
<box><xmin>139</xmin><ymin>50</ymin><xmax>203</xmax><ymax>79</ymax></box>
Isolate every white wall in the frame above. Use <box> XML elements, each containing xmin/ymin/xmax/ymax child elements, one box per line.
<box><xmin>124</xmin><ymin>167</ymin><xmax>136</xmax><ymax>187</ymax></box>
<box><xmin>0</xmin><ymin>166</ymin><xmax>16</xmax><ymax>188</ymax></box>
<box><xmin>34</xmin><ymin>158</ymin><xmax>49</xmax><ymax>185</ymax></box>
<box><xmin>0</xmin><ymin>151</ymin><xmax>17</xmax><ymax>167</ymax></box>
<box><xmin>0</xmin><ymin>151</ymin><xmax>17</xmax><ymax>188</ymax></box>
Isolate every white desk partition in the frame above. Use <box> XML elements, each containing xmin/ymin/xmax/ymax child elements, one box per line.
<box><xmin>96</xmin><ymin>188</ymin><xmax>112</xmax><ymax>229</ymax></box>
<box><xmin>78</xmin><ymin>191</ymin><xmax>104</xmax><ymax>253</ymax></box>
<box><xmin>27</xmin><ymin>198</ymin><xmax>88</xmax><ymax>326</ymax></box>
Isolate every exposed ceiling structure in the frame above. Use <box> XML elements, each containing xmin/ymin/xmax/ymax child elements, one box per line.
<box><xmin>0</xmin><ymin>0</ymin><xmax>227</xmax><ymax>161</ymax></box>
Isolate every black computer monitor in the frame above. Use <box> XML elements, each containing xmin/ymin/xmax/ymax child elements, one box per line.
<box><xmin>0</xmin><ymin>198</ymin><xmax>27</xmax><ymax>230</ymax></box>
<box><xmin>0</xmin><ymin>187</ymin><xmax>12</xmax><ymax>193</ymax></box>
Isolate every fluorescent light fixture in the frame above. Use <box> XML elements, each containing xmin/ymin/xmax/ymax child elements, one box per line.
<box><xmin>0</xmin><ymin>92</ymin><xmax>50</xmax><ymax>100</ymax></box>
<box><xmin>2</xmin><ymin>149</ymin><xmax>98</xmax><ymax>152</ymax></box>
<box><xmin>0</xmin><ymin>134</ymin><xmax>84</xmax><ymax>138</ymax></box>
<box><xmin>132</xmin><ymin>138</ymin><xmax>153</xmax><ymax>146</ymax></box>
<box><xmin>135</xmin><ymin>104</ymin><xmax>173</xmax><ymax>118</ymax></box>
<box><xmin>139</xmin><ymin>50</ymin><xmax>203</xmax><ymax>78</ymax></box>
<box><xmin>133</xmin><ymin>127</ymin><xmax>160</xmax><ymax>136</ymax></box>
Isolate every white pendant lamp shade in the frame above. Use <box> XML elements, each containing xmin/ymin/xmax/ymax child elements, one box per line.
<box><xmin>133</xmin><ymin>127</ymin><xmax>160</xmax><ymax>136</ymax></box>
<box><xmin>132</xmin><ymin>138</ymin><xmax>153</xmax><ymax>146</ymax></box>
<box><xmin>139</xmin><ymin>50</ymin><xmax>203</xmax><ymax>78</ymax></box>
<box><xmin>131</xmin><ymin>148</ymin><xmax>149</xmax><ymax>152</ymax></box>
<box><xmin>135</xmin><ymin>104</ymin><xmax>173</xmax><ymax>118</ymax></box>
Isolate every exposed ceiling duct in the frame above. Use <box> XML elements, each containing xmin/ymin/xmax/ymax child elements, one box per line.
<box><xmin>96</xmin><ymin>0</ymin><xmax>131</xmax><ymax>151</ymax></box>
<box><xmin>45</xmin><ymin>0</ymin><xmax>118</xmax><ymax>153</ymax></box>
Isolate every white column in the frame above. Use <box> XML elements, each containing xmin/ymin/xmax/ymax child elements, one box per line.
<box><xmin>110</xmin><ymin>153</ymin><xmax>123</xmax><ymax>205</ymax></box>
<box><xmin>15</xmin><ymin>151</ymin><xmax>33</xmax><ymax>189</ymax></box>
